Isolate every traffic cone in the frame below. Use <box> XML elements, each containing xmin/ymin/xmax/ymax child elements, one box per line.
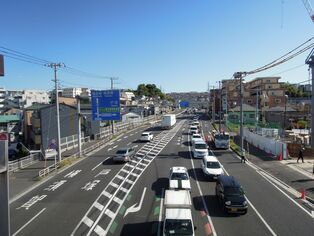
<box><xmin>300</xmin><ymin>189</ymin><xmax>305</xmax><ymax>199</ymax></box>
<box><xmin>279</xmin><ymin>152</ymin><xmax>283</xmax><ymax>161</ymax></box>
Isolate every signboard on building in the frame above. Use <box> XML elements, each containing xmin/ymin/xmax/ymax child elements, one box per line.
<box><xmin>0</xmin><ymin>55</ymin><xmax>4</xmax><ymax>76</ymax></box>
<box><xmin>179</xmin><ymin>101</ymin><xmax>189</xmax><ymax>108</ymax></box>
<box><xmin>91</xmin><ymin>90</ymin><xmax>121</xmax><ymax>121</ymax></box>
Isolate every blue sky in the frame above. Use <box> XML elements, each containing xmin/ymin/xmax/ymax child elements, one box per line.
<box><xmin>1</xmin><ymin>0</ymin><xmax>314</xmax><ymax>92</ymax></box>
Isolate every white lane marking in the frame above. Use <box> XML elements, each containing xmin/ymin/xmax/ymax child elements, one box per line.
<box><xmin>124</xmin><ymin>187</ymin><xmax>147</xmax><ymax>217</ymax></box>
<box><xmin>83</xmin><ymin>216</ymin><xmax>94</xmax><ymax>227</ymax></box>
<box><xmin>92</xmin><ymin>156</ymin><xmax>111</xmax><ymax>171</ymax></box>
<box><xmin>44</xmin><ymin>180</ymin><xmax>67</xmax><ymax>191</ymax></box>
<box><xmin>221</xmin><ymin>166</ymin><xmax>277</xmax><ymax>236</ymax></box>
<box><xmin>16</xmin><ymin>195</ymin><xmax>47</xmax><ymax>210</ymax></box>
<box><xmin>108</xmin><ymin>148</ymin><xmax>112</xmax><ymax>151</ymax></box>
<box><xmin>157</xmin><ymin>188</ymin><xmax>164</xmax><ymax>236</ymax></box>
<box><xmin>112</xmin><ymin>145</ymin><xmax>118</xmax><ymax>149</ymax></box>
<box><xmin>129</xmin><ymin>134</ymin><xmax>134</xmax><ymax>136</ymax></box>
<box><xmin>81</xmin><ymin>180</ymin><xmax>101</xmax><ymax>191</ymax></box>
<box><xmin>188</xmin><ymin>134</ymin><xmax>217</xmax><ymax>236</ymax></box>
<box><xmin>94</xmin><ymin>225</ymin><xmax>105</xmax><ymax>236</ymax></box>
<box><xmin>64</xmin><ymin>170</ymin><xmax>81</xmax><ymax>178</ymax></box>
<box><xmin>133</xmin><ymin>145</ymin><xmax>138</xmax><ymax>148</ymax></box>
<box><xmin>127</xmin><ymin>142</ymin><xmax>132</xmax><ymax>146</ymax></box>
<box><xmin>124</xmin><ymin>136</ymin><xmax>128</xmax><ymax>139</ymax></box>
<box><xmin>117</xmin><ymin>139</ymin><xmax>122</xmax><ymax>142</ymax></box>
<box><xmin>94</xmin><ymin>169</ymin><xmax>111</xmax><ymax>178</ymax></box>
<box><xmin>12</xmin><ymin>208</ymin><xmax>46</xmax><ymax>236</ymax></box>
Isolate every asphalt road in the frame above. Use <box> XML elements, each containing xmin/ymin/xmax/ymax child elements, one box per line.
<box><xmin>9</xmin><ymin>113</ymin><xmax>314</xmax><ymax>236</ymax></box>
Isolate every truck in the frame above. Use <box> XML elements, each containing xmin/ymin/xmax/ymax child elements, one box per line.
<box><xmin>163</xmin><ymin>190</ymin><xmax>196</xmax><ymax>236</ymax></box>
<box><xmin>161</xmin><ymin>114</ymin><xmax>176</xmax><ymax>129</ymax></box>
<box><xmin>213</xmin><ymin>132</ymin><xmax>230</xmax><ymax>149</ymax></box>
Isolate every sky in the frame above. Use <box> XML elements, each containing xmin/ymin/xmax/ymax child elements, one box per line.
<box><xmin>1</xmin><ymin>0</ymin><xmax>314</xmax><ymax>93</ymax></box>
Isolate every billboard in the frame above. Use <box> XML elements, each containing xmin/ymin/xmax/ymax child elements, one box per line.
<box><xmin>91</xmin><ymin>90</ymin><xmax>121</xmax><ymax>121</ymax></box>
<box><xmin>179</xmin><ymin>101</ymin><xmax>189</xmax><ymax>108</ymax></box>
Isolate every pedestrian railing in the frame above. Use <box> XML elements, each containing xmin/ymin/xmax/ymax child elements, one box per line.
<box><xmin>38</xmin><ymin>162</ymin><xmax>60</xmax><ymax>178</ymax></box>
<box><xmin>8</xmin><ymin>152</ymin><xmax>42</xmax><ymax>172</ymax></box>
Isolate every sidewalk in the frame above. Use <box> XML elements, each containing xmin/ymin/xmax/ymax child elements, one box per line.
<box><xmin>9</xmin><ymin>139</ymin><xmax>99</xmax><ymax>200</ymax></box>
<box><xmin>233</xmin><ymin>136</ymin><xmax>314</xmax><ymax>202</ymax></box>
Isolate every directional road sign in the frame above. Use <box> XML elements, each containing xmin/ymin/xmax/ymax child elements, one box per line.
<box><xmin>91</xmin><ymin>90</ymin><xmax>121</xmax><ymax>121</ymax></box>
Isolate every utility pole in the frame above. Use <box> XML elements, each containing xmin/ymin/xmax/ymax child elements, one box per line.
<box><xmin>219</xmin><ymin>81</ymin><xmax>222</xmax><ymax>132</ymax></box>
<box><xmin>305</xmin><ymin>49</ymin><xmax>314</xmax><ymax>148</ymax></box>
<box><xmin>77</xmin><ymin>96</ymin><xmax>82</xmax><ymax>157</ymax></box>
<box><xmin>110</xmin><ymin>77</ymin><xmax>118</xmax><ymax>134</ymax></box>
<box><xmin>255</xmin><ymin>87</ymin><xmax>259</xmax><ymax>132</ymax></box>
<box><xmin>234</xmin><ymin>72</ymin><xmax>245</xmax><ymax>155</ymax></box>
<box><xmin>47</xmin><ymin>63</ymin><xmax>64</xmax><ymax>162</ymax></box>
<box><xmin>212</xmin><ymin>86</ymin><xmax>215</xmax><ymax>122</ymax></box>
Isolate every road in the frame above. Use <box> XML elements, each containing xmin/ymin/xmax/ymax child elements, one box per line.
<box><xmin>10</xmin><ymin>114</ymin><xmax>314</xmax><ymax>236</ymax></box>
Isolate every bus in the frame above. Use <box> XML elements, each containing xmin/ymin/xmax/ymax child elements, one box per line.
<box><xmin>214</xmin><ymin>132</ymin><xmax>230</xmax><ymax>149</ymax></box>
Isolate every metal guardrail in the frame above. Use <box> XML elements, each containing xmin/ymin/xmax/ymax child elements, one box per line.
<box><xmin>38</xmin><ymin>162</ymin><xmax>60</xmax><ymax>178</ymax></box>
<box><xmin>37</xmin><ymin>115</ymin><xmax>161</xmax><ymax>178</ymax></box>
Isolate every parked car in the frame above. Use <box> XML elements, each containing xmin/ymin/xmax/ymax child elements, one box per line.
<box><xmin>140</xmin><ymin>132</ymin><xmax>153</xmax><ymax>142</ymax></box>
<box><xmin>215</xmin><ymin>175</ymin><xmax>248</xmax><ymax>214</ymax></box>
<box><xmin>113</xmin><ymin>147</ymin><xmax>135</xmax><ymax>162</ymax></box>
<box><xmin>192</xmin><ymin>140</ymin><xmax>208</xmax><ymax>158</ymax></box>
<box><xmin>169</xmin><ymin>166</ymin><xmax>191</xmax><ymax>191</ymax></box>
<box><xmin>201</xmin><ymin>155</ymin><xmax>223</xmax><ymax>179</ymax></box>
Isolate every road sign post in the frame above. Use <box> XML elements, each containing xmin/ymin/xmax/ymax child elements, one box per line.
<box><xmin>0</xmin><ymin>133</ymin><xmax>10</xmax><ymax>236</ymax></box>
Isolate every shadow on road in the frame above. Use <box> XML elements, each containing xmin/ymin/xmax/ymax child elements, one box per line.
<box><xmin>120</xmin><ymin>221</ymin><xmax>160</xmax><ymax>236</ymax></box>
<box><xmin>151</xmin><ymin>177</ymin><xmax>168</xmax><ymax>198</ymax></box>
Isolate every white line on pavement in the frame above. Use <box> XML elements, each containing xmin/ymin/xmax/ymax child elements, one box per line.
<box><xmin>157</xmin><ymin>188</ymin><xmax>164</xmax><ymax>236</ymax></box>
<box><xmin>221</xmin><ymin>166</ymin><xmax>277</xmax><ymax>236</ymax></box>
<box><xmin>92</xmin><ymin>156</ymin><xmax>111</xmax><ymax>171</ymax></box>
<box><xmin>127</xmin><ymin>142</ymin><xmax>131</xmax><ymax>146</ymax></box>
<box><xmin>12</xmin><ymin>208</ymin><xmax>46</xmax><ymax>236</ymax></box>
<box><xmin>188</xmin><ymin>135</ymin><xmax>217</xmax><ymax>236</ymax></box>
<box><xmin>112</xmin><ymin>145</ymin><xmax>118</xmax><ymax>149</ymax></box>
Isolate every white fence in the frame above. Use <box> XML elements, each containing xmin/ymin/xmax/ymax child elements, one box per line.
<box><xmin>244</xmin><ymin>128</ymin><xmax>288</xmax><ymax>159</ymax></box>
<box><xmin>8</xmin><ymin>153</ymin><xmax>42</xmax><ymax>172</ymax></box>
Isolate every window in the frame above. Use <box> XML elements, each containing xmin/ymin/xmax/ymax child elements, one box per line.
<box><xmin>275</xmin><ymin>99</ymin><xmax>281</xmax><ymax>104</ymax></box>
<box><xmin>247</xmin><ymin>99</ymin><xmax>252</xmax><ymax>104</ymax></box>
<box><xmin>249</xmin><ymin>114</ymin><xmax>255</xmax><ymax>118</ymax></box>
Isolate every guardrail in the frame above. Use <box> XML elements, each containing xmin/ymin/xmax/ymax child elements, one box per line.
<box><xmin>38</xmin><ymin>162</ymin><xmax>60</xmax><ymax>178</ymax></box>
<box><xmin>8</xmin><ymin>152</ymin><xmax>42</xmax><ymax>172</ymax></box>
<box><xmin>38</xmin><ymin>114</ymin><xmax>162</xmax><ymax>178</ymax></box>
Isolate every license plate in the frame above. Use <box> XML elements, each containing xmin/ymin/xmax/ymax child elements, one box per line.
<box><xmin>230</xmin><ymin>208</ymin><xmax>237</xmax><ymax>212</ymax></box>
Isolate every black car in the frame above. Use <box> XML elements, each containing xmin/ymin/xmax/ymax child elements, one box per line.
<box><xmin>8</xmin><ymin>149</ymin><xmax>19</xmax><ymax>161</ymax></box>
<box><xmin>215</xmin><ymin>175</ymin><xmax>248</xmax><ymax>214</ymax></box>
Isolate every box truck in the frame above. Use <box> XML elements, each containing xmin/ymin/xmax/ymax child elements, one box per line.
<box><xmin>161</xmin><ymin>114</ymin><xmax>176</xmax><ymax>129</ymax></box>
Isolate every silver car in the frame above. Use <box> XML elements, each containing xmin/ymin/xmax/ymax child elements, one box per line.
<box><xmin>113</xmin><ymin>147</ymin><xmax>135</xmax><ymax>162</ymax></box>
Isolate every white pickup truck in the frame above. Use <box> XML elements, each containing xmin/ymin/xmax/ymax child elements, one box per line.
<box><xmin>163</xmin><ymin>190</ymin><xmax>196</xmax><ymax>236</ymax></box>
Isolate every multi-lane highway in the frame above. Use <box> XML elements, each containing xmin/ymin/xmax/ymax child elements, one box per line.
<box><xmin>10</xmin><ymin>114</ymin><xmax>314</xmax><ymax>236</ymax></box>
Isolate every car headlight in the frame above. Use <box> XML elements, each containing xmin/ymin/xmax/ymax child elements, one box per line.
<box><xmin>243</xmin><ymin>200</ymin><xmax>247</xmax><ymax>206</ymax></box>
<box><xmin>225</xmin><ymin>201</ymin><xmax>231</xmax><ymax>206</ymax></box>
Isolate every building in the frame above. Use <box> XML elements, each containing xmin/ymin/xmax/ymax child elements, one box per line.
<box><xmin>6</xmin><ymin>89</ymin><xmax>50</xmax><ymax>109</ymax></box>
<box><xmin>227</xmin><ymin>104</ymin><xmax>256</xmax><ymax>125</ymax></box>
<box><xmin>62</xmin><ymin>87</ymin><xmax>90</xmax><ymax>98</ymax></box>
<box><xmin>120</xmin><ymin>91</ymin><xmax>135</xmax><ymax>105</ymax></box>
<box><xmin>0</xmin><ymin>88</ymin><xmax>6</xmax><ymax>113</ymax></box>
<box><xmin>0</xmin><ymin>114</ymin><xmax>21</xmax><ymax>142</ymax></box>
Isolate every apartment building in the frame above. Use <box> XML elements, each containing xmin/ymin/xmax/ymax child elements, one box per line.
<box><xmin>62</xmin><ymin>87</ymin><xmax>90</xmax><ymax>98</ymax></box>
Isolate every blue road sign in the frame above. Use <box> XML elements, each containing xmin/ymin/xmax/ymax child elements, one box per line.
<box><xmin>180</xmin><ymin>101</ymin><xmax>189</xmax><ymax>108</ymax></box>
<box><xmin>91</xmin><ymin>90</ymin><xmax>121</xmax><ymax>121</ymax></box>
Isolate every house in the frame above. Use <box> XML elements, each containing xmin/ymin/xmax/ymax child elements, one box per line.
<box><xmin>227</xmin><ymin>104</ymin><xmax>256</xmax><ymax>125</ymax></box>
<box><xmin>0</xmin><ymin>114</ymin><xmax>21</xmax><ymax>142</ymax></box>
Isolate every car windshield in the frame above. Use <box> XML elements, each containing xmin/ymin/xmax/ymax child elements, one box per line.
<box><xmin>215</xmin><ymin>134</ymin><xmax>229</xmax><ymax>140</ymax></box>
<box><xmin>164</xmin><ymin>219</ymin><xmax>193</xmax><ymax>236</ymax></box>
<box><xmin>116</xmin><ymin>150</ymin><xmax>127</xmax><ymax>154</ymax></box>
<box><xmin>190</xmin><ymin>127</ymin><xmax>197</xmax><ymax>130</ymax></box>
<box><xmin>195</xmin><ymin>144</ymin><xmax>207</xmax><ymax>149</ymax></box>
<box><xmin>193</xmin><ymin>135</ymin><xmax>201</xmax><ymax>139</ymax></box>
<box><xmin>171</xmin><ymin>172</ymin><xmax>189</xmax><ymax>180</ymax></box>
<box><xmin>225</xmin><ymin>187</ymin><xmax>244</xmax><ymax>196</ymax></box>
<box><xmin>206</xmin><ymin>161</ymin><xmax>220</xmax><ymax>169</ymax></box>
<box><xmin>142</xmin><ymin>133</ymin><xmax>148</xmax><ymax>136</ymax></box>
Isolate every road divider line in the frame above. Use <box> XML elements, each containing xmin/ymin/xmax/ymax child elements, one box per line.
<box><xmin>157</xmin><ymin>188</ymin><xmax>164</xmax><ymax>236</ymax></box>
<box><xmin>91</xmin><ymin>156</ymin><xmax>111</xmax><ymax>171</ymax></box>
<box><xmin>221</xmin><ymin>166</ymin><xmax>277</xmax><ymax>236</ymax></box>
<box><xmin>188</xmin><ymin>134</ymin><xmax>217</xmax><ymax>236</ymax></box>
<box><xmin>12</xmin><ymin>208</ymin><xmax>46</xmax><ymax>236</ymax></box>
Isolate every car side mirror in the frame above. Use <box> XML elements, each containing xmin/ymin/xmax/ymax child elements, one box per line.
<box><xmin>194</xmin><ymin>226</ymin><xmax>197</xmax><ymax>230</ymax></box>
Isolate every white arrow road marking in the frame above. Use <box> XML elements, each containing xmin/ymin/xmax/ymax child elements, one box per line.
<box><xmin>95</xmin><ymin>169</ymin><xmax>111</xmax><ymax>178</ymax></box>
<box><xmin>124</xmin><ymin>187</ymin><xmax>147</xmax><ymax>218</ymax></box>
<box><xmin>64</xmin><ymin>170</ymin><xmax>81</xmax><ymax>178</ymax></box>
<box><xmin>44</xmin><ymin>180</ymin><xmax>67</xmax><ymax>191</ymax></box>
<box><xmin>82</xmin><ymin>180</ymin><xmax>101</xmax><ymax>191</ymax></box>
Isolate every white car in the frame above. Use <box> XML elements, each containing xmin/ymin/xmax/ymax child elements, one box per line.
<box><xmin>140</xmin><ymin>132</ymin><xmax>153</xmax><ymax>142</ymax></box>
<box><xmin>201</xmin><ymin>155</ymin><xmax>223</xmax><ymax>179</ymax></box>
<box><xmin>169</xmin><ymin>166</ymin><xmax>191</xmax><ymax>191</ymax></box>
<box><xmin>192</xmin><ymin>140</ymin><xmax>209</xmax><ymax>158</ymax></box>
<box><xmin>191</xmin><ymin>133</ymin><xmax>203</xmax><ymax>144</ymax></box>
<box><xmin>189</xmin><ymin>125</ymin><xmax>198</xmax><ymax>135</ymax></box>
